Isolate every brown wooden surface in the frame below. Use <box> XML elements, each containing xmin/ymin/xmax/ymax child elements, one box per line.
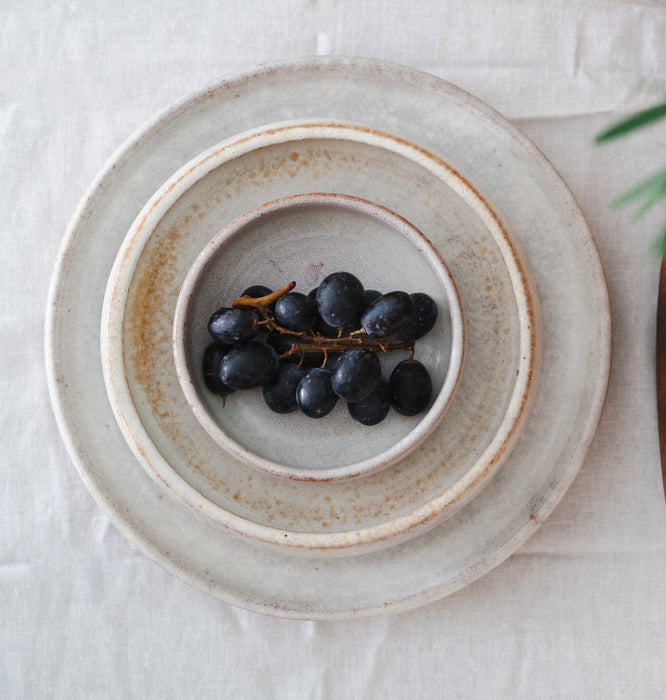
<box><xmin>657</xmin><ymin>253</ymin><xmax>666</xmax><ymax>498</ymax></box>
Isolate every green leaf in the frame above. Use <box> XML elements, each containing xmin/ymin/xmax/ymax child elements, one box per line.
<box><xmin>634</xmin><ymin>179</ymin><xmax>666</xmax><ymax>218</ymax></box>
<box><xmin>651</xmin><ymin>228</ymin><xmax>666</xmax><ymax>258</ymax></box>
<box><xmin>596</xmin><ymin>100</ymin><xmax>666</xmax><ymax>142</ymax></box>
<box><xmin>611</xmin><ymin>167</ymin><xmax>666</xmax><ymax>218</ymax></box>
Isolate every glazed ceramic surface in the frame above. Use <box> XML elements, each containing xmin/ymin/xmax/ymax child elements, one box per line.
<box><xmin>173</xmin><ymin>191</ymin><xmax>465</xmax><ymax>481</ymax></box>
<box><xmin>100</xmin><ymin>120</ymin><xmax>537</xmax><ymax>553</ymax></box>
<box><xmin>46</xmin><ymin>58</ymin><xmax>609</xmax><ymax>618</ymax></box>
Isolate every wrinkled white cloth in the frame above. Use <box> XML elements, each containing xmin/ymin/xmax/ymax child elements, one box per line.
<box><xmin>3</xmin><ymin>1</ymin><xmax>666</xmax><ymax>698</ymax></box>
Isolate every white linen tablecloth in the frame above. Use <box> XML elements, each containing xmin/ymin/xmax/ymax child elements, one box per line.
<box><xmin>3</xmin><ymin>1</ymin><xmax>666</xmax><ymax>697</ymax></box>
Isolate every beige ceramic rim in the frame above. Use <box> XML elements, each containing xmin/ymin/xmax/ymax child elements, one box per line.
<box><xmin>101</xmin><ymin>120</ymin><xmax>540</xmax><ymax>553</ymax></box>
<box><xmin>173</xmin><ymin>191</ymin><xmax>466</xmax><ymax>482</ymax></box>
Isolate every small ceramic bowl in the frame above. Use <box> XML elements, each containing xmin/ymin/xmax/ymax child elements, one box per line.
<box><xmin>173</xmin><ymin>192</ymin><xmax>465</xmax><ymax>481</ymax></box>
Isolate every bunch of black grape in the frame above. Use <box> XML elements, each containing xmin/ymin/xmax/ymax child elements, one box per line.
<box><xmin>202</xmin><ymin>271</ymin><xmax>438</xmax><ymax>425</ymax></box>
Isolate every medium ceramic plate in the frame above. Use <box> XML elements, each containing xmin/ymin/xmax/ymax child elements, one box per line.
<box><xmin>100</xmin><ymin>120</ymin><xmax>537</xmax><ymax>554</ymax></box>
<box><xmin>46</xmin><ymin>58</ymin><xmax>610</xmax><ymax>618</ymax></box>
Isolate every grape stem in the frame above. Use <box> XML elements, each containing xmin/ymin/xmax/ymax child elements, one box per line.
<box><xmin>230</xmin><ymin>281</ymin><xmax>416</xmax><ymax>360</ymax></box>
<box><xmin>232</xmin><ymin>281</ymin><xmax>296</xmax><ymax>310</ymax></box>
<box><xmin>281</xmin><ymin>335</ymin><xmax>415</xmax><ymax>358</ymax></box>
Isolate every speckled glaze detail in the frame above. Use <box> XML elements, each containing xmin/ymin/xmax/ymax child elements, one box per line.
<box><xmin>101</xmin><ymin>121</ymin><xmax>540</xmax><ymax>554</ymax></box>
<box><xmin>46</xmin><ymin>58</ymin><xmax>610</xmax><ymax>618</ymax></box>
<box><xmin>173</xmin><ymin>192</ymin><xmax>465</xmax><ymax>481</ymax></box>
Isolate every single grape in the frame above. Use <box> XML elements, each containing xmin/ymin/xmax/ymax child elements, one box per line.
<box><xmin>274</xmin><ymin>292</ymin><xmax>318</xmax><ymax>332</ymax></box>
<box><xmin>241</xmin><ymin>285</ymin><xmax>272</xmax><ymax>298</ymax></box>
<box><xmin>308</xmin><ymin>287</ymin><xmax>341</xmax><ymax>337</ymax></box>
<box><xmin>361</xmin><ymin>291</ymin><xmax>414</xmax><ymax>338</ymax></box>
<box><xmin>398</xmin><ymin>293</ymin><xmax>438</xmax><ymax>341</ymax></box>
<box><xmin>220</xmin><ymin>341</ymin><xmax>279</xmax><ymax>389</ymax></box>
<box><xmin>306</xmin><ymin>287</ymin><xmax>350</xmax><ymax>337</ymax></box>
<box><xmin>363</xmin><ymin>289</ymin><xmax>381</xmax><ymax>308</ymax></box>
<box><xmin>348</xmin><ymin>377</ymin><xmax>391</xmax><ymax>425</ymax></box>
<box><xmin>208</xmin><ymin>307</ymin><xmax>261</xmax><ymax>345</ymax></box>
<box><xmin>389</xmin><ymin>359</ymin><xmax>432</xmax><ymax>416</ymax></box>
<box><xmin>296</xmin><ymin>368</ymin><xmax>338</xmax><ymax>418</ymax></box>
<box><xmin>263</xmin><ymin>364</ymin><xmax>306</xmax><ymax>413</ymax></box>
<box><xmin>202</xmin><ymin>343</ymin><xmax>235</xmax><ymax>396</ymax></box>
<box><xmin>315</xmin><ymin>271</ymin><xmax>365</xmax><ymax>328</ymax></box>
<box><xmin>321</xmin><ymin>350</ymin><xmax>343</xmax><ymax>369</ymax></box>
<box><xmin>313</xmin><ymin>315</ymin><xmax>353</xmax><ymax>339</ymax></box>
<box><xmin>266</xmin><ymin>330</ymin><xmax>294</xmax><ymax>355</ymax></box>
<box><xmin>330</xmin><ymin>348</ymin><xmax>381</xmax><ymax>402</ymax></box>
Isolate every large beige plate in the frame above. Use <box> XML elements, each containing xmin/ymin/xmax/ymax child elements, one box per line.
<box><xmin>45</xmin><ymin>58</ymin><xmax>610</xmax><ymax>618</ymax></box>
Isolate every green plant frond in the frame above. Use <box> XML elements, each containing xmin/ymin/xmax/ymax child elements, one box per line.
<box><xmin>611</xmin><ymin>167</ymin><xmax>666</xmax><ymax>217</ymax></box>
<box><xmin>596</xmin><ymin>100</ymin><xmax>666</xmax><ymax>142</ymax></box>
<box><xmin>634</xmin><ymin>177</ymin><xmax>666</xmax><ymax>219</ymax></box>
<box><xmin>651</xmin><ymin>228</ymin><xmax>666</xmax><ymax>258</ymax></box>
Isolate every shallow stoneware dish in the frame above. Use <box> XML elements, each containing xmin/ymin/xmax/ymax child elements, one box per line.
<box><xmin>173</xmin><ymin>191</ymin><xmax>466</xmax><ymax>482</ymax></box>
<box><xmin>46</xmin><ymin>58</ymin><xmax>610</xmax><ymax>618</ymax></box>
<box><xmin>100</xmin><ymin>119</ymin><xmax>539</xmax><ymax>554</ymax></box>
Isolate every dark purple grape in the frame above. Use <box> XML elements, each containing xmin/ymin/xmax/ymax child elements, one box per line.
<box><xmin>364</xmin><ymin>289</ymin><xmax>381</xmax><ymax>308</ymax></box>
<box><xmin>220</xmin><ymin>342</ymin><xmax>278</xmax><ymax>389</ymax></box>
<box><xmin>274</xmin><ymin>292</ymin><xmax>317</xmax><ymax>332</ymax></box>
<box><xmin>266</xmin><ymin>330</ymin><xmax>294</xmax><ymax>355</ymax></box>
<box><xmin>202</xmin><ymin>343</ymin><xmax>235</xmax><ymax>396</ymax></box>
<box><xmin>313</xmin><ymin>315</ymin><xmax>353</xmax><ymax>339</ymax></box>
<box><xmin>241</xmin><ymin>285</ymin><xmax>272</xmax><ymax>299</ymax></box>
<box><xmin>262</xmin><ymin>364</ymin><xmax>306</xmax><ymax>413</ymax></box>
<box><xmin>321</xmin><ymin>350</ymin><xmax>343</xmax><ymax>369</ymax></box>
<box><xmin>208</xmin><ymin>307</ymin><xmax>261</xmax><ymax>345</ymax></box>
<box><xmin>330</xmin><ymin>348</ymin><xmax>381</xmax><ymax>402</ymax></box>
<box><xmin>361</xmin><ymin>291</ymin><xmax>414</xmax><ymax>338</ymax></box>
<box><xmin>348</xmin><ymin>377</ymin><xmax>391</xmax><ymax>425</ymax></box>
<box><xmin>315</xmin><ymin>272</ymin><xmax>365</xmax><ymax>328</ymax></box>
<box><xmin>389</xmin><ymin>359</ymin><xmax>432</xmax><ymax>416</ymax></box>
<box><xmin>398</xmin><ymin>293</ymin><xmax>438</xmax><ymax>341</ymax></box>
<box><xmin>308</xmin><ymin>287</ymin><xmax>350</xmax><ymax>338</ymax></box>
<box><xmin>296</xmin><ymin>368</ymin><xmax>338</xmax><ymax>418</ymax></box>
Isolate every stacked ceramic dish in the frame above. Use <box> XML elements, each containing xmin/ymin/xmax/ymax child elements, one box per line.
<box><xmin>46</xmin><ymin>59</ymin><xmax>610</xmax><ymax>618</ymax></box>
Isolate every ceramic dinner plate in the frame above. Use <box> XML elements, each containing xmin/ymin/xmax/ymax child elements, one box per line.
<box><xmin>46</xmin><ymin>58</ymin><xmax>610</xmax><ymax>619</ymax></box>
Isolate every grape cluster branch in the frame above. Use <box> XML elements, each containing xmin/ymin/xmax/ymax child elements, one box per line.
<box><xmin>232</xmin><ymin>281</ymin><xmax>416</xmax><ymax>363</ymax></box>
